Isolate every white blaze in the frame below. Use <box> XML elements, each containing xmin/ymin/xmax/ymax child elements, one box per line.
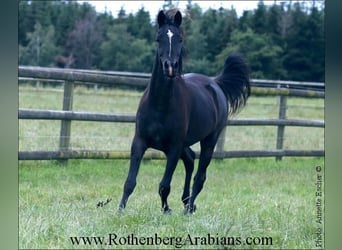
<box><xmin>167</xmin><ymin>29</ymin><xmax>174</xmax><ymax>57</ymax></box>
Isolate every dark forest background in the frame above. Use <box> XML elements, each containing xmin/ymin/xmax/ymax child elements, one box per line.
<box><xmin>19</xmin><ymin>0</ymin><xmax>325</xmax><ymax>81</ymax></box>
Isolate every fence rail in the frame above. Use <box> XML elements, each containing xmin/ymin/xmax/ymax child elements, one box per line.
<box><xmin>18</xmin><ymin>66</ymin><xmax>325</xmax><ymax>161</ymax></box>
<box><xmin>19</xmin><ymin>150</ymin><xmax>324</xmax><ymax>161</ymax></box>
<box><xmin>19</xmin><ymin>66</ymin><xmax>325</xmax><ymax>87</ymax></box>
<box><xmin>19</xmin><ymin>109</ymin><xmax>324</xmax><ymax>127</ymax></box>
<box><xmin>19</xmin><ymin>66</ymin><xmax>325</xmax><ymax>97</ymax></box>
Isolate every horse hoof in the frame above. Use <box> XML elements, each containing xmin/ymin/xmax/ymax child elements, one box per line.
<box><xmin>184</xmin><ymin>204</ymin><xmax>196</xmax><ymax>215</ymax></box>
<box><xmin>162</xmin><ymin>206</ymin><xmax>172</xmax><ymax>214</ymax></box>
<box><xmin>118</xmin><ymin>205</ymin><xmax>125</xmax><ymax>213</ymax></box>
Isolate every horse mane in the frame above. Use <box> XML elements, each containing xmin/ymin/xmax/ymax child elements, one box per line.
<box><xmin>164</xmin><ymin>8</ymin><xmax>188</xmax><ymax>24</ymax></box>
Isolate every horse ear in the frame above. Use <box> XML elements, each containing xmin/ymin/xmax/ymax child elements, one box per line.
<box><xmin>174</xmin><ymin>11</ymin><xmax>182</xmax><ymax>26</ymax></box>
<box><xmin>157</xmin><ymin>10</ymin><xmax>166</xmax><ymax>26</ymax></box>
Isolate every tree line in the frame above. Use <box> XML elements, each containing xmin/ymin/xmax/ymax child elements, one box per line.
<box><xmin>19</xmin><ymin>0</ymin><xmax>324</xmax><ymax>82</ymax></box>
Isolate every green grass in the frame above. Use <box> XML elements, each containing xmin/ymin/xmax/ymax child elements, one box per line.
<box><xmin>19</xmin><ymin>84</ymin><xmax>325</xmax><ymax>249</ymax></box>
<box><xmin>19</xmin><ymin>158</ymin><xmax>324</xmax><ymax>249</ymax></box>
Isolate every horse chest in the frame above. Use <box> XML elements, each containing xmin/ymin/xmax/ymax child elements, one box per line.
<box><xmin>147</xmin><ymin>123</ymin><xmax>166</xmax><ymax>146</ymax></box>
<box><xmin>137</xmin><ymin>110</ymin><xmax>184</xmax><ymax>149</ymax></box>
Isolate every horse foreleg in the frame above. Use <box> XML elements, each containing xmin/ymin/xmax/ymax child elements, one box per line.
<box><xmin>159</xmin><ymin>148</ymin><xmax>182</xmax><ymax>213</ymax></box>
<box><xmin>180</xmin><ymin>147</ymin><xmax>195</xmax><ymax>207</ymax></box>
<box><xmin>185</xmin><ymin>138</ymin><xmax>217</xmax><ymax>214</ymax></box>
<box><xmin>119</xmin><ymin>137</ymin><xmax>146</xmax><ymax>212</ymax></box>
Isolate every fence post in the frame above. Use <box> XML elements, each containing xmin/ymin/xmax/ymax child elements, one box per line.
<box><xmin>58</xmin><ymin>81</ymin><xmax>74</xmax><ymax>164</ymax></box>
<box><xmin>36</xmin><ymin>80</ymin><xmax>40</xmax><ymax>88</ymax></box>
<box><xmin>276</xmin><ymin>92</ymin><xmax>287</xmax><ymax>161</ymax></box>
<box><xmin>215</xmin><ymin>126</ymin><xmax>227</xmax><ymax>159</ymax></box>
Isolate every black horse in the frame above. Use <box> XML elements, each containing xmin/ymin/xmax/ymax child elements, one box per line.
<box><xmin>119</xmin><ymin>9</ymin><xmax>250</xmax><ymax>214</ymax></box>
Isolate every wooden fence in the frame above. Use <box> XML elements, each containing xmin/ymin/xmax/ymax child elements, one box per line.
<box><xmin>18</xmin><ymin>66</ymin><xmax>325</xmax><ymax>161</ymax></box>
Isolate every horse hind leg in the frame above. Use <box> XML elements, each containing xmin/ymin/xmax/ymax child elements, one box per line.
<box><xmin>185</xmin><ymin>134</ymin><xmax>219</xmax><ymax>214</ymax></box>
<box><xmin>180</xmin><ymin>147</ymin><xmax>195</xmax><ymax>207</ymax></box>
<box><xmin>159</xmin><ymin>148</ymin><xmax>182</xmax><ymax>213</ymax></box>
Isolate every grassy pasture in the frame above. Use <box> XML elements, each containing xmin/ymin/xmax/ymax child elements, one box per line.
<box><xmin>19</xmin><ymin>84</ymin><xmax>324</xmax><ymax>249</ymax></box>
<box><xmin>19</xmin><ymin>158</ymin><xmax>324</xmax><ymax>249</ymax></box>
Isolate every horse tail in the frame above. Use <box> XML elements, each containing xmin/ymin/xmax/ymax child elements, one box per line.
<box><xmin>215</xmin><ymin>54</ymin><xmax>250</xmax><ymax>115</ymax></box>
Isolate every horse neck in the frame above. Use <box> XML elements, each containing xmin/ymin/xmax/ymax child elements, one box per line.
<box><xmin>148</xmin><ymin>54</ymin><xmax>176</xmax><ymax>109</ymax></box>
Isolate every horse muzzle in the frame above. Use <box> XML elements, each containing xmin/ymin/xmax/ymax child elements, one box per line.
<box><xmin>162</xmin><ymin>60</ymin><xmax>178</xmax><ymax>78</ymax></box>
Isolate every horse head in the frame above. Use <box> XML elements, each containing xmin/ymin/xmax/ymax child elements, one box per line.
<box><xmin>156</xmin><ymin>10</ymin><xmax>183</xmax><ymax>78</ymax></box>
